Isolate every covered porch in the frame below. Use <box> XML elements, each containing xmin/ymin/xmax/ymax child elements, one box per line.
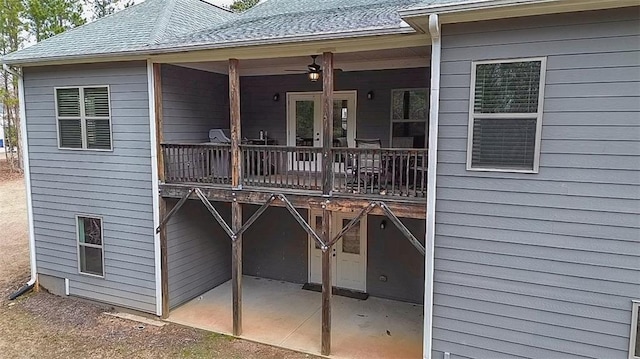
<box><xmin>156</xmin><ymin>46</ymin><xmax>431</xmax><ymax>200</ymax></box>
<box><xmin>152</xmin><ymin>41</ymin><xmax>431</xmax><ymax>357</ymax></box>
<box><xmin>168</xmin><ymin>276</ymin><xmax>423</xmax><ymax>359</ymax></box>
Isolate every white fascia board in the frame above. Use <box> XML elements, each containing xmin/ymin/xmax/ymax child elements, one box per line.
<box><xmin>400</xmin><ymin>0</ymin><xmax>639</xmax><ymax>24</ymax></box>
<box><xmin>2</xmin><ymin>27</ymin><xmax>417</xmax><ymax>67</ymax></box>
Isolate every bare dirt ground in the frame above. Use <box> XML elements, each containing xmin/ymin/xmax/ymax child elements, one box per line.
<box><xmin>0</xmin><ymin>158</ymin><xmax>317</xmax><ymax>359</ymax></box>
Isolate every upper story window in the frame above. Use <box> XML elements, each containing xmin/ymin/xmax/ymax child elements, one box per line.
<box><xmin>391</xmin><ymin>88</ymin><xmax>428</xmax><ymax>148</ymax></box>
<box><xmin>466</xmin><ymin>58</ymin><xmax>546</xmax><ymax>173</ymax></box>
<box><xmin>56</xmin><ymin>86</ymin><xmax>112</xmax><ymax>151</ymax></box>
<box><xmin>77</xmin><ymin>215</ymin><xmax>104</xmax><ymax>277</ymax></box>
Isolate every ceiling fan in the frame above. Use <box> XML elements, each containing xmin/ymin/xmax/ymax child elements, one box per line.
<box><xmin>285</xmin><ymin>55</ymin><xmax>342</xmax><ymax>82</ymax></box>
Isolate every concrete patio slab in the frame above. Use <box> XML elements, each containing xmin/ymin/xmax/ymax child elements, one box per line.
<box><xmin>167</xmin><ymin>276</ymin><xmax>423</xmax><ymax>359</ymax></box>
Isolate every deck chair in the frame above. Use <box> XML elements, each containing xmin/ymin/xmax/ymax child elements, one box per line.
<box><xmin>352</xmin><ymin>138</ymin><xmax>383</xmax><ymax>192</ymax></box>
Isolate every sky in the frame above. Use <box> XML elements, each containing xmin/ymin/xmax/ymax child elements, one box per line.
<box><xmin>208</xmin><ymin>0</ymin><xmax>235</xmax><ymax>6</ymax></box>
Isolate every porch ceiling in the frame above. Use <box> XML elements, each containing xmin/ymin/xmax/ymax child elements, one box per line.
<box><xmin>173</xmin><ymin>46</ymin><xmax>430</xmax><ymax>76</ymax></box>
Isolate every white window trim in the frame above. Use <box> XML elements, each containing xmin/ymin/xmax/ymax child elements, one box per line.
<box><xmin>54</xmin><ymin>85</ymin><xmax>113</xmax><ymax>152</ymax></box>
<box><xmin>389</xmin><ymin>88</ymin><xmax>429</xmax><ymax>148</ymax></box>
<box><xmin>76</xmin><ymin>214</ymin><xmax>106</xmax><ymax>278</ymax></box>
<box><xmin>630</xmin><ymin>300</ymin><xmax>640</xmax><ymax>359</ymax></box>
<box><xmin>465</xmin><ymin>57</ymin><xmax>547</xmax><ymax>173</ymax></box>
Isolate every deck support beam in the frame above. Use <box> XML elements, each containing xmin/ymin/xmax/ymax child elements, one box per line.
<box><xmin>229</xmin><ymin>58</ymin><xmax>243</xmax><ymax>336</ymax></box>
<box><xmin>320</xmin><ymin>51</ymin><xmax>334</xmax><ymax>356</ymax></box>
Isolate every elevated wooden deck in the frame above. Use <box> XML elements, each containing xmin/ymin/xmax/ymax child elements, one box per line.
<box><xmin>160</xmin><ymin>182</ymin><xmax>427</xmax><ymax>219</ymax></box>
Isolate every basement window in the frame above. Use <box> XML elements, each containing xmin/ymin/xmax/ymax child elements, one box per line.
<box><xmin>466</xmin><ymin>58</ymin><xmax>546</xmax><ymax>173</ymax></box>
<box><xmin>630</xmin><ymin>301</ymin><xmax>640</xmax><ymax>359</ymax></box>
<box><xmin>56</xmin><ymin>86</ymin><xmax>112</xmax><ymax>150</ymax></box>
<box><xmin>77</xmin><ymin>215</ymin><xmax>104</xmax><ymax>277</ymax></box>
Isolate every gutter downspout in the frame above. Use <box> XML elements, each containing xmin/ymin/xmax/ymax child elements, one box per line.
<box><xmin>424</xmin><ymin>13</ymin><xmax>441</xmax><ymax>359</ymax></box>
<box><xmin>146</xmin><ymin>60</ymin><xmax>163</xmax><ymax>317</ymax></box>
<box><xmin>4</xmin><ymin>64</ymin><xmax>38</xmax><ymax>299</ymax></box>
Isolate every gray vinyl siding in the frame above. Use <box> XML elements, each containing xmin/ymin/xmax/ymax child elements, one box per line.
<box><xmin>367</xmin><ymin>216</ymin><xmax>425</xmax><ymax>304</ymax></box>
<box><xmin>166</xmin><ymin>200</ymin><xmax>231</xmax><ymax>309</ymax></box>
<box><xmin>434</xmin><ymin>7</ymin><xmax>640</xmax><ymax>359</ymax></box>
<box><xmin>162</xmin><ymin>64</ymin><xmax>229</xmax><ymax>143</ymax></box>
<box><xmin>240</xmin><ymin>68</ymin><xmax>429</xmax><ymax>146</ymax></box>
<box><xmin>24</xmin><ymin>62</ymin><xmax>157</xmax><ymax>313</ymax></box>
<box><xmin>243</xmin><ymin>206</ymin><xmax>308</xmax><ymax>283</ymax></box>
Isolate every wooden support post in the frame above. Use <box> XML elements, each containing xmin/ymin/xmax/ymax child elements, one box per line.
<box><xmin>321</xmin><ymin>52</ymin><xmax>334</xmax><ymax>196</ymax></box>
<box><xmin>320</xmin><ymin>51</ymin><xmax>335</xmax><ymax>355</ymax></box>
<box><xmin>153</xmin><ymin>63</ymin><xmax>170</xmax><ymax>319</ymax></box>
<box><xmin>232</xmin><ymin>198</ymin><xmax>242</xmax><ymax>336</ymax></box>
<box><xmin>229</xmin><ymin>58</ymin><xmax>242</xmax><ymax>190</ymax></box>
<box><xmin>229</xmin><ymin>59</ymin><xmax>243</xmax><ymax>336</ymax></box>
<box><xmin>321</xmin><ymin>207</ymin><xmax>332</xmax><ymax>356</ymax></box>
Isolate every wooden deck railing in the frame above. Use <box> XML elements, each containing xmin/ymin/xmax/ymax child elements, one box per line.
<box><xmin>162</xmin><ymin>143</ymin><xmax>231</xmax><ymax>184</ymax></box>
<box><xmin>161</xmin><ymin>143</ymin><xmax>427</xmax><ymax>198</ymax></box>
<box><xmin>332</xmin><ymin>147</ymin><xmax>428</xmax><ymax>198</ymax></box>
<box><xmin>241</xmin><ymin>145</ymin><xmax>323</xmax><ymax>191</ymax></box>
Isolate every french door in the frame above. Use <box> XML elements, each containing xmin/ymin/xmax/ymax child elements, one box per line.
<box><xmin>286</xmin><ymin>91</ymin><xmax>357</xmax><ymax>171</ymax></box>
<box><xmin>308</xmin><ymin>210</ymin><xmax>367</xmax><ymax>292</ymax></box>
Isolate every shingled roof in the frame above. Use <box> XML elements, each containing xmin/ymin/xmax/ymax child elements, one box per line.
<box><xmin>2</xmin><ymin>0</ymin><xmax>235</xmax><ymax>64</ymax></box>
<box><xmin>157</xmin><ymin>0</ymin><xmax>424</xmax><ymax>49</ymax></box>
<box><xmin>3</xmin><ymin>0</ymin><xmax>431</xmax><ymax>65</ymax></box>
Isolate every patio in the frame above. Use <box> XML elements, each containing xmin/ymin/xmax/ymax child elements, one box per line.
<box><xmin>167</xmin><ymin>276</ymin><xmax>424</xmax><ymax>359</ymax></box>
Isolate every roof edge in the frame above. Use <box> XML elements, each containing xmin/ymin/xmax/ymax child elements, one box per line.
<box><xmin>400</xmin><ymin>0</ymin><xmax>640</xmax><ymax>23</ymax></box>
<box><xmin>2</xmin><ymin>26</ymin><xmax>418</xmax><ymax>67</ymax></box>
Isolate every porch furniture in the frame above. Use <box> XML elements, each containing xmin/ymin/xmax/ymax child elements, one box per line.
<box><xmin>208</xmin><ymin>128</ymin><xmax>231</xmax><ymax>143</ymax></box>
<box><xmin>348</xmin><ymin>138</ymin><xmax>384</xmax><ymax>193</ymax></box>
<box><xmin>244</xmin><ymin>139</ymin><xmax>277</xmax><ymax>176</ymax></box>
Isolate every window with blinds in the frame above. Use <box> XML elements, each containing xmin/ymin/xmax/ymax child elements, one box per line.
<box><xmin>467</xmin><ymin>58</ymin><xmax>546</xmax><ymax>172</ymax></box>
<box><xmin>56</xmin><ymin>86</ymin><xmax>112</xmax><ymax>150</ymax></box>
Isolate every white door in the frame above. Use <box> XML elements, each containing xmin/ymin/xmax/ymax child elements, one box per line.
<box><xmin>287</xmin><ymin>91</ymin><xmax>357</xmax><ymax>171</ymax></box>
<box><xmin>308</xmin><ymin>210</ymin><xmax>367</xmax><ymax>292</ymax></box>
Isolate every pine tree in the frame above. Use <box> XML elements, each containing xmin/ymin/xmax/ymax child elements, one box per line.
<box><xmin>229</xmin><ymin>0</ymin><xmax>259</xmax><ymax>13</ymax></box>
<box><xmin>0</xmin><ymin>0</ymin><xmax>25</xmax><ymax>169</ymax></box>
<box><xmin>24</xmin><ymin>0</ymin><xmax>86</xmax><ymax>42</ymax></box>
<box><xmin>85</xmin><ymin>0</ymin><xmax>134</xmax><ymax>20</ymax></box>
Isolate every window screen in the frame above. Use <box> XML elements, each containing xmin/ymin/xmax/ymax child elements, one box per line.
<box><xmin>77</xmin><ymin>216</ymin><xmax>104</xmax><ymax>277</ymax></box>
<box><xmin>468</xmin><ymin>59</ymin><xmax>545</xmax><ymax>172</ymax></box>
<box><xmin>56</xmin><ymin>86</ymin><xmax>112</xmax><ymax>150</ymax></box>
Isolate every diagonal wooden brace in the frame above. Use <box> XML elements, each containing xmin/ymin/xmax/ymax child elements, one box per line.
<box><xmin>234</xmin><ymin>194</ymin><xmax>277</xmax><ymax>238</ymax></box>
<box><xmin>378</xmin><ymin>201</ymin><xmax>426</xmax><ymax>256</ymax></box>
<box><xmin>278</xmin><ymin>194</ymin><xmax>325</xmax><ymax>250</ymax></box>
<box><xmin>156</xmin><ymin>188</ymin><xmax>195</xmax><ymax>233</ymax></box>
<box><xmin>327</xmin><ymin>202</ymin><xmax>377</xmax><ymax>248</ymax></box>
<box><xmin>194</xmin><ymin>188</ymin><xmax>235</xmax><ymax>239</ymax></box>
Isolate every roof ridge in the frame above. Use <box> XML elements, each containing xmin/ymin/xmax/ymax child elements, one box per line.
<box><xmin>150</xmin><ymin>0</ymin><xmax>176</xmax><ymax>45</ymax></box>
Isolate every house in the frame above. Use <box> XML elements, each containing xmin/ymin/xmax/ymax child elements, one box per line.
<box><xmin>2</xmin><ymin>0</ymin><xmax>639</xmax><ymax>358</ymax></box>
